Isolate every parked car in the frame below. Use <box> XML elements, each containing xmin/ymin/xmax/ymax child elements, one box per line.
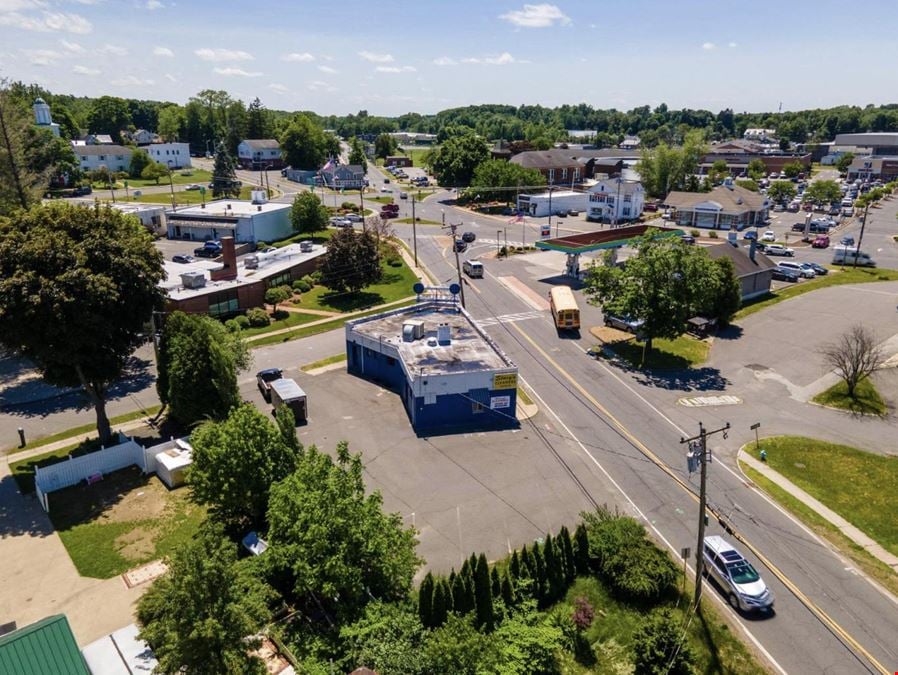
<box><xmin>454</xmin><ymin>240</ymin><xmax>468</xmax><ymax>253</ymax></box>
<box><xmin>72</xmin><ymin>185</ymin><xmax>92</xmax><ymax>196</ymax></box>
<box><xmin>643</xmin><ymin>203</ymin><xmax>659</xmax><ymax>212</ymax></box>
<box><xmin>380</xmin><ymin>187</ymin><xmax>392</xmax><ymax>193</ymax></box>
<box><xmin>772</xmin><ymin>204</ymin><xmax>785</xmax><ymax>212</ymax></box>
<box><xmin>840</xmin><ymin>236</ymin><xmax>855</xmax><ymax>247</ymax></box>
<box><xmin>603</xmin><ymin>314</ymin><xmax>645</xmax><ymax>335</ymax></box>
<box><xmin>805</xmin><ymin>262</ymin><xmax>829</xmax><ymax>276</ymax></box>
<box><xmin>742</xmin><ymin>230</ymin><xmax>758</xmax><ymax>241</ymax></box>
<box><xmin>193</xmin><ymin>240</ymin><xmax>222</xmax><ymax>257</ymax></box>
<box><xmin>258</xmin><ymin>246</ymin><xmax>277</xmax><ymax>253</ymax></box>
<box><xmin>399</xmin><ymin>191</ymin><xmax>408</xmax><ymax>199</ymax></box>
<box><xmin>568</xmin><ymin>209</ymin><xmax>580</xmax><ymax>216</ymax></box>
<box><xmin>185</xmin><ymin>183</ymin><xmax>202</xmax><ymax>191</ymax></box>
<box><xmin>703</xmin><ymin>536</ymin><xmax>774</xmax><ymax>612</ymax></box>
<box><xmin>777</xmin><ymin>261</ymin><xmax>815</xmax><ymax>278</ymax></box>
<box><xmin>812</xmin><ymin>235</ymin><xmax>830</xmax><ymax>248</ymax></box>
<box><xmin>172</xmin><ymin>254</ymin><xmax>195</xmax><ymax>264</ymax></box>
<box><xmin>461</xmin><ymin>231</ymin><xmax>476</xmax><ymax>243</ymax></box>
<box><xmin>256</xmin><ymin>368</ymin><xmax>283</xmax><ymax>402</ymax></box>
<box><xmin>346</xmin><ymin>213</ymin><xmax>363</xmax><ymax>222</ymax></box>
<box><xmin>772</xmin><ymin>267</ymin><xmax>800</xmax><ymax>282</ymax></box>
<box><xmin>384</xmin><ymin>178</ymin><xmax>390</xmax><ymax>184</ymax></box>
<box><xmin>761</xmin><ymin>230</ymin><xmax>776</xmax><ymax>242</ymax></box>
<box><xmin>681</xmin><ymin>234</ymin><xmax>696</xmax><ymax>245</ymax></box>
<box><xmin>791</xmin><ymin>222</ymin><xmax>806</xmax><ymax>232</ymax></box>
<box><xmin>764</xmin><ymin>244</ymin><xmax>794</xmax><ymax>256</ymax></box>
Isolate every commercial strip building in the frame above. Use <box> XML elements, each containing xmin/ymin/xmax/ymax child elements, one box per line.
<box><xmin>832</xmin><ymin>132</ymin><xmax>898</xmax><ymax>156</ymax></box>
<box><xmin>664</xmin><ymin>184</ymin><xmax>769</xmax><ymax>230</ymax></box>
<box><xmin>163</xmin><ymin>237</ymin><xmax>324</xmax><ymax>316</ymax></box>
<box><xmin>516</xmin><ymin>179</ymin><xmax>645</xmax><ymax>222</ymax></box>
<box><xmin>73</xmin><ymin>200</ymin><xmax>166</xmax><ymax>234</ymax></box>
<box><xmin>165</xmin><ymin>196</ymin><xmax>291</xmax><ymax>244</ymax></box>
<box><xmin>345</xmin><ymin>297</ymin><xmax>518</xmax><ymax>431</ymax></box>
<box><xmin>845</xmin><ymin>156</ymin><xmax>898</xmax><ymax>182</ymax></box>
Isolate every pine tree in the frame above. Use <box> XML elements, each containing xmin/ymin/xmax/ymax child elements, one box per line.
<box><xmin>543</xmin><ymin>534</ymin><xmax>561</xmax><ymax>603</ymax></box>
<box><xmin>574</xmin><ymin>523</ymin><xmax>591</xmax><ymax>575</ymax></box>
<box><xmin>460</xmin><ymin>558</ymin><xmax>471</xmax><ymax>582</ymax></box>
<box><xmin>559</xmin><ymin>526</ymin><xmax>576</xmax><ymax>584</ymax></box>
<box><xmin>501</xmin><ymin>571</ymin><xmax>516</xmax><ymax>609</ymax></box>
<box><xmin>418</xmin><ymin>572</ymin><xmax>435</xmax><ymax>628</ymax></box>
<box><xmin>431</xmin><ymin>579</ymin><xmax>448</xmax><ymax>628</ymax></box>
<box><xmin>520</xmin><ymin>544</ymin><xmax>535</xmax><ymax>579</ymax></box>
<box><xmin>473</xmin><ymin>554</ymin><xmax>495</xmax><ymax>631</ymax></box>
<box><xmin>509</xmin><ymin>550</ymin><xmax>521</xmax><ymax>581</ymax></box>
<box><xmin>532</xmin><ymin>542</ymin><xmax>547</xmax><ymax>605</ymax></box>
<box><xmin>211</xmin><ymin>140</ymin><xmax>240</xmax><ymax>198</ymax></box>
<box><xmin>451</xmin><ymin>571</ymin><xmax>470</xmax><ymax>615</ymax></box>
<box><xmin>491</xmin><ymin>566</ymin><xmax>502</xmax><ymax>598</ymax></box>
<box><xmin>468</xmin><ymin>553</ymin><xmax>479</xmax><ymax>575</ymax></box>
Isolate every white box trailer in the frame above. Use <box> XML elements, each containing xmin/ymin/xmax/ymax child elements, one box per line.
<box><xmin>832</xmin><ymin>246</ymin><xmax>876</xmax><ymax>267</ymax></box>
<box><xmin>270</xmin><ymin>377</ymin><xmax>308</xmax><ymax>422</ymax></box>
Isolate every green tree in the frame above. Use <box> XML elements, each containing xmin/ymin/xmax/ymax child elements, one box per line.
<box><xmin>835</xmin><ymin>152</ymin><xmax>855</xmax><ymax>174</ymax></box>
<box><xmin>585</xmin><ymin>233</ymin><xmax>721</xmax><ymax>353</ymax></box>
<box><xmin>632</xmin><ymin>608</ymin><xmax>695</xmax><ymax>675</ymax></box>
<box><xmin>245</xmin><ymin>97</ymin><xmax>272</xmax><ymax>140</ymax></box>
<box><xmin>140</xmin><ymin>161</ymin><xmax>170</xmax><ymax>185</ymax></box>
<box><xmin>805</xmin><ymin>178</ymin><xmax>841</xmax><ymax>205</ymax></box>
<box><xmin>747</xmin><ymin>158</ymin><xmax>767</xmax><ymax>181</ymax></box>
<box><xmin>734</xmin><ymin>178</ymin><xmax>758</xmax><ymax>192</ymax></box>
<box><xmin>0</xmin><ymin>83</ymin><xmax>46</xmax><ymax>213</ymax></box>
<box><xmin>274</xmin><ymin>404</ymin><xmax>301</xmax><ymax>453</ymax></box>
<box><xmin>767</xmin><ymin>180</ymin><xmax>796</xmax><ymax>204</ymax></box>
<box><xmin>156</xmin><ymin>311</ymin><xmax>250</xmax><ymax>428</ymax></box>
<box><xmin>490</xmin><ymin>566</ymin><xmax>502</xmax><ymax>598</ymax></box>
<box><xmin>265</xmin><ymin>285</ymin><xmax>292</xmax><ymax>313</ymax></box>
<box><xmin>492</xmin><ymin>608</ymin><xmax>564</xmax><ymax>675</ymax></box>
<box><xmin>429</xmin><ymin>131</ymin><xmax>490</xmax><ymax>187</ymax></box>
<box><xmin>451</xmin><ymin>570</ymin><xmax>472</xmax><ymax>615</ymax></box>
<box><xmin>468</xmin><ymin>159</ymin><xmax>545</xmax><ymax>202</ymax></box>
<box><xmin>419</xmin><ymin>572</ymin><xmax>435</xmax><ymax>628</ymax></box>
<box><xmin>432</xmin><ymin>579</ymin><xmax>449</xmax><ymax>627</ymax></box>
<box><xmin>573</xmin><ymin>523</ymin><xmax>590</xmax><ymax>574</ymax></box>
<box><xmin>319</xmin><ymin>228</ymin><xmax>382</xmax><ymax>293</ymax></box>
<box><xmin>707</xmin><ymin>158</ymin><xmax>730</xmax><ymax>184</ymax></box>
<box><xmin>266</xmin><ymin>442</ymin><xmax>421</xmax><ymax>622</ymax></box>
<box><xmin>500</xmin><ymin>572</ymin><xmax>516</xmax><ymax>609</ymax></box>
<box><xmin>509</xmin><ymin>550</ymin><xmax>521</xmax><ymax>581</ymax></box>
<box><xmin>781</xmin><ymin>161</ymin><xmax>804</xmax><ymax>178</ymax></box>
<box><xmin>637</xmin><ymin>130</ymin><xmax>707</xmax><ymax>198</ymax></box>
<box><xmin>348</xmin><ymin>136</ymin><xmax>368</xmax><ymax>172</ymax></box>
<box><xmin>473</xmin><ymin>553</ymin><xmax>494</xmax><ymax>631</ymax></box>
<box><xmin>421</xmin><ymin>614</ymin><xmax>493</xmax><ymax>674</ymax></box>
<box><xmin>86</xmin><ymin>95</ymin><xmax>132</xmax><ymax>142</ymax></box>
<box><xmin>280</xmin><ymin>113</ymin><xmax>328</xmax><ymax>170</ymax></box>
<box><xmin>189</xmin><ymin>404</ymin><xmax>301</xmax><ymax>531</ymax></box>
<box><xmin>531</xmin><ymin>543</ymin><xmax>546</xmax><ymax>603</ymax></box>
<box><xmin>0</xmin><ymin>202</ymin><xmax>163</xmax><ymax>444</ymax></box>
<box><xmin>340</xmin><ymin>601</ymin><xmax>425</xmax><ymax>675</ymax></box>
<box><xmin>157</xmin><ymin>105</ymin><xmax>185</xmax><ymax>142</ymax></box>
<box><xmin>542</xmin><ymin>534</ymin><xmax>561</xmax><ymax>603</ymax></box>
<box><xmin>212</xmin><ymin>140</ymin><xmax>241</xmax><ymax>198</ymax></box>
<box><xmin>374</xmin><ymin>132</ymin><xmax>399</xmax><ymax>160</ymax></box>
<box><xmin>24</xmin><ymin>127</ymin><xmax>80</xmax><ymax>190</ymax></box>
<box><xmin>558</xmin><ymin>526</ymin><xmax>576</xmax><ymax>584</ymax></box>
<box><xmin>129</xmin><ymin>148</ymin><xmax>151</xmax><ymax>179</ymax></box>
<box><xmin>701</xmin><ymin>257</ymin><xmax>742</xmax><ymax>325</ymax></box>
<box><xmin>290</xmin><ymin>191</ymin><xmax>328</xmax><ymax>233</ymax></box>
<box><xmin>137</xmin><ymin>526</ymin><xmax>271</xmax><ymax>675</ymax></box>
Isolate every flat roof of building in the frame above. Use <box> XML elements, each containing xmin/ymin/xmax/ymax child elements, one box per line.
<box><xmin>163</xmin><ymin>242</ymin><xmax>325</xmax><ymax>301</ymax></box>
<box><xmin>535</xmin><ymin>224</ymin><xmax>683</xmax><ymax>254</ymax></box>
<box><xmin>166</xmin><ymin>199</ymin><xmax>290</xmax><ymax>219</ymax></box>
<box><xmin>348</xmin><ymin>303</ymin><xmax>514</xmax><ymax>376</ymax></box>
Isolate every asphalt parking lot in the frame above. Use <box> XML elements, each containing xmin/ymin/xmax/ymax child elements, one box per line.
<box><xmin>242</xmin><ymin>366</ymin><xmax>625</xmax><ymax>575</ymax></box>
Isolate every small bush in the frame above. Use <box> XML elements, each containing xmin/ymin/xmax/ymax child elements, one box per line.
<box><xmin>311</xmin><ymin>270</ymin><xmax>323</xmax><ymax>283</ymax></box>
<box><xmin>224</xmin><ymin>318</ymin><xmax>241</xmax><ymax>333</ymax></box>
<box><xmin>633</xmin><ymin>608</ymin><xmax>695</xmax><ymax>675</ymax></box>
<box><xmin>294</xmin><ymin>279</ymin><xmax>311</xmax><ymax>293</ymax></box>
<box><xmin>256</xmin><ymin>241</ymin><xmax>269</xmax><ymax>250</ymax></box>
<box><xmin>708</xmin><ymin>230</ymin><xmax>718</xmax><ymax>238</ymax></box>
<box><xmin>690</xmin><ymin>229</ymin><xmax>700</xmax><ymax>237</ymax></box>
<box><xmin>234</xmin><ymin>315</ymin><xmax>250</xmax><ymax>329</ymax></box>
<box><xmin>272</xmin><ymin>309</ymin><xmax>289</xmax><ymax>321</ymax></box>
<box><xmin>301</xmin><ymin>274</ymin><xmax>315</xmax><ymax>287</ymax></box>
<box><xmin>341</xmin><ymin>201</ymin><xmax>358</xmax><ymax>212</ymax></box>
<box><xmin>387</xmin><ymin>258</ymin><xmax>402</xmax><ymax>267</ymax></box>
<box><xmin>246</xmin><ymin>308</ymin><xmax>270</xmax><ymax>327</ymax></box>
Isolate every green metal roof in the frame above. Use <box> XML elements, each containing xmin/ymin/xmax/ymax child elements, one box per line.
<box><xmin>535</xmin><ymin>224</ymin><xmax>683</xmax><ymax>254</ymax></box>
<box><xmin>0</xmin><ymin>615</ymin><xmax>89</xmax><ymax>675</ymax></box>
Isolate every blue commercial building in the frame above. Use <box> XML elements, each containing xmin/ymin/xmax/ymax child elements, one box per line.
<box><xmin>345</xmin><ymin>301</ymin><xmax>518</xmax><ymax>432</ymax></box>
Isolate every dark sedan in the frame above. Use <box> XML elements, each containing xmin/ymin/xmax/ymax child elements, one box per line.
<box><xmin>772</xmin><ymin>267</ymin><xmax>800</xmax><ymax>283</ymax></box>
<box><xmin>461</xmin><ymin>231</ymin><xmax>476</xmax><ymax>243</ymax></box>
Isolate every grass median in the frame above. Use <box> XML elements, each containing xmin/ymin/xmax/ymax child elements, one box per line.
<box><xmin>735</xmin><ymin>266</ymin><xmax>898</xmax><ymax>320</ymax></box>
<box><xmin>606</xmin><ymin>335</ymin><xmax>710</xmax><ymax>370</ymax></box>
<box><xmin>812</xmin><ymin>377</ymin><xmax>886</xmax><ymax>415</ymax></box>
<box><xmin>300</xmin><ymin>353</ymin><xmax>347</xmax><ymax>372</ymax></box>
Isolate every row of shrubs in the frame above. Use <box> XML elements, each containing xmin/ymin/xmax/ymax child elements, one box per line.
<box><xmin>223</xmin><ymin>272</ymin><xmax>324</xmax><ymax>331</ymax></box>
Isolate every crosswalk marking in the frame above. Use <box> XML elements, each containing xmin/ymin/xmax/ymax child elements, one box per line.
<box><xmin>475</xmin><ymin>310</ymin><xmax>545</xmax><ymax>328</ymax></box>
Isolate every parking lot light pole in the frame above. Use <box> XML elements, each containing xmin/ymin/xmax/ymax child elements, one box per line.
<box><xmin>854</xmin><ymin>200</ymin><xmax>871</xmax><ymax>268</ymax></box>
<box><xmin>166</xmin><ymin>160</ymin><xmax>176</xmax><ymax>211</ymax></box>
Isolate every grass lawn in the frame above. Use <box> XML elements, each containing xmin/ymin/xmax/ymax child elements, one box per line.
<box><xmin>239</xmin><ymin>311</ymin><xmax>322</xmax><ymax>338</ymax></box>
<box><xmin>395</xmin><ymin>217</ymin><xmax>441</xmax><ymax>225</ymax></box>
<box><xmin>131</xmin><ymin>185</ymin><xmax>254</xmax><ymax>205</ymax></box>
<box><xmin>4</xmin><ymin>404</ymin><xmax>161</xmax><ymax>455</ymax></box>
<box><xmin>292</xmin><ymin>258</ymin><xmax>420</xmax><ymax>314</ymax></box>
<box><xmin>300</xmin><ymin>353</ymin><xmax>347</xmax><ymax>372</ymax></box>
<box><xmin>369</xmin><ymin>195</ymin><xmax>395</xmax><ymax>204</ymax></box>
<box><xmin>812</xmin><ymin>377</ymin><xmax>886</xmax><ymax>415</ymax></box>
<box><xmin>266</xmin><ymin>228</ymin><xmax>334</xmax><ymax>248</ymax></box>
<box><xmin>735</xmin><ymin>266</ymin><xmax>898</xmax><ymax>320</ymax></box>
<box><xmin>400</xmin><ymin>147</ymin><xmax>435</xmax><ymax>166</ymax></box>
<box><xmin>744</xmin><ymin>436</ymin><xmax>898</xmax><ymax>558</ymax></box>
<box><xmin>608</xmin><ymin>335</ymin><xmax>710</xmax><ymax>370</ymax></box>
<box><xmin>50</xmin><ymin>465</ymin><xmax>205</xmax><ymax>578</ymax></box>
<box><xmin>126</xmin><ymin>168</ymin><xmax>212</xmax><ymax>188</ymax></box>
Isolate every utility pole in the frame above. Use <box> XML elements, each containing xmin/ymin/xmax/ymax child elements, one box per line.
<box><xmin>411</xmin><ymin>195</ymin><xmax>418</xmax><ymax>266</ymax></box>
<box><xmin>854</xmin><ymin>200</ymin><xmax>871</xmax><ymax>268</ymax></box>
<box><xmin>359</xmin><ymin>187</ymin><xmax>366</xmax><ymax>232</ymax></box>
<box><xmin>549</xmin><ymin>186</ymin><xmax>555</xmax><ymax>237</ymax></box>
<box><xmin>681</xmin><ymin>421</ymin><xmax>730</xmax><ymax>610</ymax></box>
<box><xmin>442</xmin><ymin>220</ymin><xmax>466</xmax><ymax>308</ymax></box>
<box><xmin>497</xmin><ymin>229</ymin><xmax>502</xmax><ymax>258</ymax></box>
<box><xmin>166</xmin><ymin>161</ymin><xmax>175</xmax><ymax>211</ymax></box>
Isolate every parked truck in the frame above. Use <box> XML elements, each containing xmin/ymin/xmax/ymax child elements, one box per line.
<box><xmin>256</xmin><ymin>368</ymin><xmax>283</xmax><ymax>402</ymax></box>
<box><xmin>832</xmin><ymin>246</ymin><xmax>876</xmax><ymax>267</ymax></box>
<box><xmin>270</xmin><ymin>377</ymin><xmax>308</xmax><ymax>423</ymax></box>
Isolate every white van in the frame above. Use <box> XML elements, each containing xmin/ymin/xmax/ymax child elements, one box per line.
<box><xmin>832</xmin><ymin>246</ymin><xmax>875</xmax><ymax>267</ymax></box>
<box><xmin>463</xmin><ymin>259</ymin><xmax>484</xmax><ymax>278</ymax></box>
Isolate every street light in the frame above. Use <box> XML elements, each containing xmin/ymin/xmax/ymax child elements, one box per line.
<box><xmin>166</xmin><ymin>160</ymin><xmax>176</xmax><ymax>211</ymax></box>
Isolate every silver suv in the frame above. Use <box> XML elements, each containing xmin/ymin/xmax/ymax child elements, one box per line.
<box><xmin>703</xmin><ymin>536</ymin><xmax>774</xmax><ymax>612</ymax></box>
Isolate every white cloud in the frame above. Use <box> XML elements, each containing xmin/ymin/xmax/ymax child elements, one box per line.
<box><xmin>0</xmin><ymin>1</ymin><xmax>42</xmax><ymax>10</ymax></box>
<box><xmin>194</xmin><ymin>47</ymin><xmax>253</xmax><ymax>62</ymax></box>
<box><xmin>153</xmin><ymin>45</ymin><xmax>173</xmax><ymax>57</ymax></box>
<box><xmin>433</xmin><ymin>56</ymin><xmax>457</xmax><ymax>66</ymax></box>
<box><xmin>728</xmin><ymin>41</ymin><xmax>737</xmax><ymax>48</ymax></box>
<box><xmin>111</xmin><ymin>75</ymin><xmax>155</xmax><ymax>86</ymax></box>
<box><xmin>164</xmin><ymin>73</ymin><xmax>177</xmax><ymax>82</ymax></box>
<box><xmin>24</xmin><ymin>48</ymin><xmax>61</xmax><ymax>65</ymax></box>
<box><xmin>268</xmin><ymin>82</ymin><xmax>288</xmax><ymax>93</ymax></box>
<box><xmin>307</xmin><ymin>80</ymin><xmax>337</xmax><ymax>92</ymax></box>
<box><xmin>281</xmin><ymin>51</ymin><xmax>314</xmax><ymax>62</ymax></box>
<box><xmin>500</xmin><ymin>3</ymin><xmax>570</xmax><ymax>28</ymax></box>
<box><xmin>213</xmin><ymin>66</ymin><xmax>262</xmax><ymax>77</ymax></box>
<box><xmin>60</xmin><ymin>39</ymin><xmax>84</xmax><ymax>53</ymax></box>
<box><xmin>97</xmin><ymin>43</ymin><xmax>127</xmax><ymax>56</ymax></box>
<box><xmin>145</xmin><ymin>0</ymin><xmax>163</xmax><ymax>8</ymax></box>
<box><xmin>72</xmin><ymin>64</ymin><xmax>100</xmax><ymax>75</ymax></box>
<box><xmin>702</xmin><ymin>42</ymin><xmax>715</xmax><ymax>50</ymax></box>
<box><xmin>0</xmin><ymin>10</ymin><xmax>92</xmax><ymax>33</ymax></box>
<box><xmin>463</xmin><ymin>52</ymin><xmax>521</xmax><ymax>65</ymax></box>
<box><xmin>376</xmin><ymin>65</ymin><xmax>416</xmax><ymax>73</ymax></box>
<box><xmin>358</xmin><ymin>50</ymin><xmax>393</xmax><ymax>63</ymax></box>
<box><xmin>317</xmin><ymin>64</ymin><xmax>337</xmax><ymax>74</ymax></box>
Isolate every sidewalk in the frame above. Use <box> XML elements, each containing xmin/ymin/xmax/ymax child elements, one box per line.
<box><xmin>739</xmin><ymin>450</ymin><xmax>898</xmax><ymax>570</ymax></box>
<box><xmin>5</xmin><ymin>417</ymin><xmax>154</xmax><ymax>465</ymax></box>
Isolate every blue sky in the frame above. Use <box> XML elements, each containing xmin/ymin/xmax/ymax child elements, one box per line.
<box><xmin>3</xmin><ymin>0</ymin><xmax>898</xmax><ymax>116</ymax></box>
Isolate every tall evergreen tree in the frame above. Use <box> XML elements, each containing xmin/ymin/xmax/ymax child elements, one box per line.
<box><xmin>521</xmin><ymin>544</ymin><xmax>535</xmax><ymax>580</ymax></box>
<box><xmin>501</xmin><ymin>571</ymin><xmax>516</xmax><ymax>609</ymax></box>
<box><xmin>451</xmin><ymin>572</ymin><xmax>468</xmax><ymax>615</ymax></box>
<box><xmin>473</xmin><ymin>554</ymin><xmax>495</xmax><ymax>632</ymax></box>
<box><xmin>509</xmin><ymin>550</ymin><xmax>521</xmax><ymax>581</ymax></box>
<box><xmin>574</xmin><ymin>523</ymin><xmax>591</xmax><ymax>574</ymax></box>
<box><xmin>419</xmin><ymin>572</ymin><xmax>435</xmax><ymax>629</ymax></box>
<box><xmin>543</xmin><ymin>534</ymin><xmax>561</xmax><ymax>603</ymax></box>
<box><xmin>490</xmin><ymin>566</ymin><xmax>502</xmax><ymax>598</ymax></box>
<box><xmin>431</xmin><ymin>579</ymin><xmax>448</xmax><ymax>628</ymax></box>
<box><xmin>559</xmin><ymin>526</ymin><xmax>576</xmax><ymax>583</ymax></box>
<box><xmin>246</xmin><ymin>97</ymin><xmax>271</xmax><ymax>140</ymax></box>
<box><xmin>460</xmin><ymin>558</ymin><xmax>471</xmax><ymax>581</ymax></box>
<box><xmin>211</xmin><ymin>140</ymin><xmax>240</xmax><ymax>198</ymax></box>
<box><xmin>532</xmin><ymin>542</ymin><xmax>547</xmax><ymax>604</ymax></box>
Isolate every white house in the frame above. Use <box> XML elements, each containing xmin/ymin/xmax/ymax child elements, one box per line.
<box><xmin>32</xmin><ymin>97</ymin><xmax>60</xmax><ymax>137</ymax></box>
<box><xmin>74</xmin><ymin>144</ymin><xmax>133</xmax><ymax>172</ymax></box>
<box><xmin>743</xmin><ymin>128</ymin><xmax>776</xmax><ymax>142</ymax></box>
<box><xmin>619</xmin><ymin>135</ymin><xmax>641</xmax><ymax>150</ymax></box>
<box><xmin>237</xmin><ymin>139</ymin><xmax>283</xmax><ymax>169</ymax></box>
<box><xmin>127</xmin><ymin>128</ymin><xmax>161</xmax><ymax>145</ymax></box>
<box><xmin>586</xmin><ymin>179</ymin><xmax>645</xmax><ymax>223</ymax></box>
<box><xmin>144</xmin><ymin>142</ymin><xmax>192</xmax><ymax>169</ymax></box>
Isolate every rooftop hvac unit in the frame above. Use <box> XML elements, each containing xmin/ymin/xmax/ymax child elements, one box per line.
<box><xmin>251</xmin><ymin>190</ymin><xmax>267</xmax><ymax>204</ymax></box>
<box><xmin>402</xmin><ymin>320</ymin><xmax>425</xmax><ymax>342</ymax></box>
<box><xmin>179</xmin><ymin>271</ymin><xmax>206</xmax><ymax>289</ymax></box>
<box><xmin>437</xmin><ymin>323</ymin><xmax>451</xmax><ymax>345</ymax></box>
<box><xmin>244</xmin><ymin>254</ymin><xmax>259</xmax><ymax>269</ymax></box>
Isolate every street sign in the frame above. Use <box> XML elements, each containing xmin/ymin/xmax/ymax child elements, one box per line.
<box><xmin>540</xmin><ymin>224</ymin><xmax>551</xmax><ymax>237</ymax></box>
<box><xmin>750</xmin><ymin>422</ymin><xmax>760</xmax><ymax>430</ymax></box>
<box><xmin>680</xmin><ymin>547</ymin><xmax>690</xmax><ymax>560</ymax></box>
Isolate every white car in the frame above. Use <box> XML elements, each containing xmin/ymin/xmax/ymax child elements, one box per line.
<box><xmin>703</xmin><ymin>536</ymin><xmax>774</xmax><ymax>612</ymax></box>
<box><xmin>761</xmin><ymin>230</ymin><xmax>776</xmax><ymax>242</ymax></box>
<box><xmin>380</xmin><ymin>187</ymin><xmax>392</xmax><ymax>193</ymax></box>
<box><xmin>763</xmin><ymin>243</ymin><xmax>794</xmax><ymax>257</ymax></box>
<box><xmin>777</xmin><ymin>261</ymin><xmax>815</xmax><ymax>278</ymax></box>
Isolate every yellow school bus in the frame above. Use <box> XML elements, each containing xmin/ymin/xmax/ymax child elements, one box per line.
<box><xmin>549</xmin><ymin>285</ymin><xmax>580</xmax><ymax>330</ymax></box>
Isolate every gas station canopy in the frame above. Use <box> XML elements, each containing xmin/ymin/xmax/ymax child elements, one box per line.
<box><xmin>535</xmin><ymin>224</ymin><xmax>684</xmax><ymax>254</ymax></box>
